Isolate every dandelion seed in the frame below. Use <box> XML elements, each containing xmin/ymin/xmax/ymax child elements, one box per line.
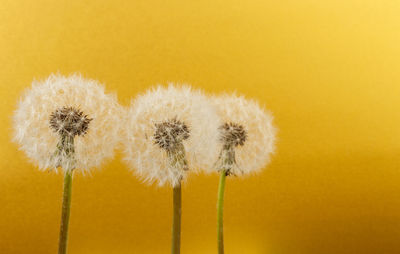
<box><xmin>12</xmin><ymin>73</ymin><xmax>122</xmax><ymax>254</ymax></box>
<box><xmin>122</xmin><ymin>84</ymin><xmax>221</xmax><ymax>254</ymax></box>
<box><xmin>210</xmin><ymin>93</ymin><xmax>277</xmax><ymax>254</ymax></box>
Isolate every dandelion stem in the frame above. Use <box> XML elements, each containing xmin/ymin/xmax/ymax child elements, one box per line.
<box><xmin>58</xmin><ymin>169</ymin><xmax>73</xmax><ymax>254</ymax></box>
<box><xmin>171</xmin><ymin>181</ymin><xmax>182</xmax><ymax>254</ymax></box>
<box><xmin>217</xmin><ymin>170</ymin><xmax>227</xmax><ymax>254</ymax></box>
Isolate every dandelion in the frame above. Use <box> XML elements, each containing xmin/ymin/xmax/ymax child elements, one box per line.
<box><xmin>210</xmin><ymin>93</ymin><xmax>276</xmax><ymax>254</ymax></box>
<box><xmin>122</xmin><ymin>85</ymin><xmax>221</xmax><ymax>254</ymax></box>
<box><xmin>13</xmin><ymin>73</ymin><xmax>121</xmax><ymax>254</ymax></box>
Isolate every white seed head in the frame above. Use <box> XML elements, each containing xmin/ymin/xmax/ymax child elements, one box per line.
<box><xmin>211</xmin><ymin>93</ymin><xmax>277</xmax><ymax>176</ymax></box>
<box><xmin>12</xmin><ymin>73</ymin><xmax>122</xmax><ymax>173</ymax></box>
<box><xmin>122</xmin><ymin>85</ymin><xmax>221</xmax><ymax>187</ymax></box>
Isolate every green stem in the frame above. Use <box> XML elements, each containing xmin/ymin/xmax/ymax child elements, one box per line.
<box><xmin>58</xmin><ymin>170</ymin><xmax>73</xmax><ymax>254</ymax></box>
<box><xmin>171</xmin><ymin>181</ymin><xmax>182</xmax><ymax>254</ymax></box>
<box><xmin>217</xmin><ymin>170</ymin><xmax>227</xmax><ymax>254</ymax></box>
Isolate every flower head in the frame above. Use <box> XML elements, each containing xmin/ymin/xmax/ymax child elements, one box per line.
<box><xmin>13</xmin><ymin>73</ymin><xmax>122</xmax><ymax>173</ymax></box>
<box><xmin>211</xmin><ymin>94</ymin><xmax>276</xmax><ymax>176</ymax></box>
<box><xmin>122</xmin><ymin>85</ymin><xmax>221</xmax><ymax>187</ymax></box>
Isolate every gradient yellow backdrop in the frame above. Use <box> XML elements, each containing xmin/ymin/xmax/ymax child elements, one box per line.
<box><xmin>1</xmin><ymin>0</ymin><xmax>400</xmax><ymax>253</ymax></box>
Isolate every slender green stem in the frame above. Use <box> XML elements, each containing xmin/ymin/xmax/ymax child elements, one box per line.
<box><xmin>58</xmin><ymin>170</ymin><xmax>73</xmax><ymax>254</ymax></box>
<box><xmin>217</xmin><ymin>170</ymin><xmax>227</xmax><ymax>254</ymax></box>
<box><xmin>171</xmin><ymin>181</ymin><xmax>182</xmax><ymax>254</ymax></box>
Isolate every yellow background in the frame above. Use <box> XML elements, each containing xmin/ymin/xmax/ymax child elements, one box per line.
<box><xmin>1</xmin><ymin>0</ymin><xmax>400</xmax><ymax>253</ymax></box>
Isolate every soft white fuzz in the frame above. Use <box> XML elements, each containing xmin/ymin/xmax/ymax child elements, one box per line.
<box><xmin>122</xmin><ymin>85</ymin><xmax>221</xmax><ymax>187</ymax></box>
<box><xmin>211</xmin><ymin>94</ymin><xmax>277</xmax><ymax>176</ymax></box>
<box><xmin>13</xmin><ymin>73</ymin><xmax>122</xmax><ymax>173</ymax></box>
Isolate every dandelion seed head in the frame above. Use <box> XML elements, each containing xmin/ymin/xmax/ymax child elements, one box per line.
<box><xmin>122</xmin><ymin>84</ymin><xmax>221</xmax><ymax>187</ymax></box>
<box><xmin>12</xmin><ymin>73</ymin><xmax>122</xmax><ymax>173</ymax></box>
<box><xmin>211</xmin><ymin>93</ymin><xmax>277</xmax><ymax>176</ymax></box>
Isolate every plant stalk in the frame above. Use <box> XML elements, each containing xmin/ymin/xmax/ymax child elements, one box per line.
<box><xmin>171</xmin><ymin>181</ymin><xmax>182</xmax><ymax>254</ymax></box>
<box><xmin>58</xmin><ymin>169</ymin><xmax>73</xmax><ymax>254</ymax></box>
<box><xmin>217</xmin><ymin>170</ymin><xmax>227</xmax><ymax>254</ymax></box>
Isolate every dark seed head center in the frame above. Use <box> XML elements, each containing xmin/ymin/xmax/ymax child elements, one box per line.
<box><xmin>49</xmin><ymin>106</ymin><xmax>92</xmax><ymax>137</ymax></box>
<box><xmin>219</xmin><ymin>122</ymin><xmax>247</xmax><ymax>147</ymax></box>
<box><xmin>154</xmin><ymin>117</ymin><xmax>190</xmax><ymax>150</ymax></box>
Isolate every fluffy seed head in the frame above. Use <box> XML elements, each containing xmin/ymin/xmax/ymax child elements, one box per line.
<box><xmin>211</xmin><ymin>93</ymin><xmax>277</xmax><ymax>176</ymax></box>
<box><xmin>154</xmin><ymin>118</ymin><xmax>190</xmax><ymax>150</ymax></box>
<box><xmin>219</xmin><ymin>122</ymin><xmax>247</xmax><ymax>147</ymax></box>
<box><xmin>122</xmin><ymin>85</ymin><xmax>221</xmax><ymax>187</ymax></box>
<box><xmin>13</xmin><ymin>73</ymin><xmax>122</xmax><ymax>173</ymax></box>
<box><xmin>49</xmin><ymin>107</ymin><xmax>92</xmax><ymax>137</ymax></box>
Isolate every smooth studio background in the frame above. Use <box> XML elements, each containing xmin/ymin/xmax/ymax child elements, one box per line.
<box><xmin>1</xmin><ymin>0</ymin><xmax>400</xmax><ymax>253</ymax></box>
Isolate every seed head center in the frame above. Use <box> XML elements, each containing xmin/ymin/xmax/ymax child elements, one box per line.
<box><xmin>154</xmin><ymin>118</ymin><xmax>190</xmax><ymax>150</ymax></box>
<box><xmin>219</xmin><ymin>122</ymin><xmax>247</xmax><ymax>147</ymax></box>
<box><xmin>49</xmin><ymin>107</ymin><xmax>92</xmax><ymax>137</ymax></box>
